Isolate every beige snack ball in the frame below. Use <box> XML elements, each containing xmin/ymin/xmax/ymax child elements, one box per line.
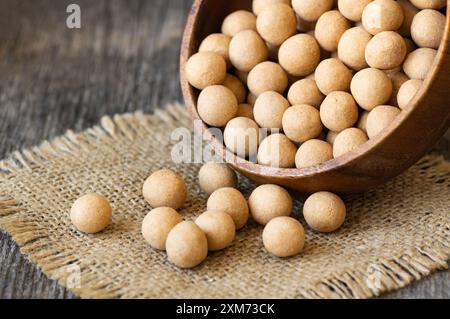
<box><xmin>288</xmin><ymin>79</ymin><xmax>324</xmax><ymax>108</ymax></box>
<box><xmin>278</xmin><ymin>34</ymin><xmax>321</xmax><ymax>77</ymax></box>
<box><xmin>256</xmin><ymin>4</ymin><xmax>297</xmax><ymax>45</ymax></box>
<box><xmin>303</xmin><ymin>192</ymin><xmax>346</xmax><ymax>233</ymax></box>
<box><xmin>315</xmin><ymin>58</ymin><xmax>353</xmax><ymax>95</ymax></box>
<box><xmin>410</xmin><ymin>0</ymin><xmax>447</xmax><ymax>9</ymax></box>
<box><xmin>207</xmin><ymin>187</ymin><xmax>249</xmax><ymax>230</ymax></box>
<box><xmin>247</xmin><ymin>62</ymin><xmax>288</xmax><ymax>96</ymax></box>
<box><xmin>197</xmin><ymin>85</ymin><xmax>237</xmax><ymax>127</ymax></box>
<box><xmin>143</xmin><ymin>169</ymin><xmax>187</xmax><ymax>210</ymax></box>
<box><xmin>333</xmin><ymin>128</ymin><xmax>369</xmax><ymax>158</ymax></box>
<box><xmin>282</xmin><ymin>104</ymin><xmax>323</xmax><ymax>143</ymax></box>
<box><xmin>338</xmin><ymin>0</ymin><xmax>373</xmax><ymax>22</ymax></box>
<box><xmin>338</xmin><ymin>27</ymin><xmax>372</xmax><ymax>71</ymax></box>
<box><xmin>292</xmin><ymin>0</ymin><xmax>334</xmax><ymax>22</ymax></box>
<box><xmin>254</xmin><ymin>91</ymin><xmax>290</xmax><ymax>129</ymax></box>
<box><xmin>229</xmin><ymin>30</ymin><xmax>268</xmax><ymax>72</ymax></box>
<box><xmin>185</xmin><ymin>52</ymin><xmax>226</xmax><ymax>90</ymax></box>
<box><xmin>397</xmin><ymin>0</ymin><xmax>419</xmax><ymax>37</ymax></box>
<box><xmin>236</xmin><ymin>103</ymin><xmax>254</xmax><ymax>119</ymax></box>
<box><xmin>198</xmin><ymin>163</ymin><xmax>237</xmax><ymax>195</ymax></box>
<box><xmin>222</xmin><ymin>74</ymin><xmax>246</xmax><ymax>104</ymax></box>
<box><xmin>221</xmin><ymin>10</ymin><xmax>256</xmax><ymax>37</ymax></box>
<box><xmin>320</xmin><ymin>91</ymin><xmax>359</xmax><ymax>132</ymax></box>
<box><xmin>403</xmin><ymin>48</ymin><xmax>437</xmax><ymax>80</ymax></box>
<box><xmin>249</xmin><ymin>184</ymin><xmax>293</xmax><ymax>225</ymax></box>
<box><xmin>198</xmin><ymin>33</ymin><xmax>232</xmax><ymax>69</ymax></box>
<box><xmin>258</xmin><ymin>134</ymin><xmax>297</xmax><ymax>168</ymax></box>
<box><xmin>295</xmin><ymin>139</ymin><xmax>333</xmax><ymax>168</ymax></box>
<box><xmin>326</xmin><ymin>131</ymin><xmax>339</xmax><ymax>145</ymax></box>
<box><xmin>141</xmin><ymin>207</ymin><xmax>182</xmax><ymax>250</ymax></box>
<box><xmin>224</xmin><ymin>117</ymin><xmax>260</xmax><ymax>158</ymax></box>
<box><xmin>365</xmin><ymin>31</ymin><xmax>407</xmax><ymax>70</ymax></box>
<box><xmin>315</xmin><ymin>10</ymin><xmax>351</xmax><ymax>52</ymax></box>
<box><xmin>362</xmin><ymin>0</ymin><xmax>404</xmax><ymax>35</ymax></box>
<box><xmin>70</xmin><ymin>193</ymin><xmax>112</xmax><ymax>234</ymax></box>
<box><xmin>411</xmin><ymin>9</ymin><xmax>445</xmax><ymax>49</ymax></box>
<box><xmin>195</xmin><ymin>211</ymin><xmax>235</xmax><ymax>251</ymax></box>
<box><xmin>166</xmin><ymin>221</ymin><xmax>208</xmax><ymax>269</ymax></box>
<box><xmin>351</xmin><ymin>68</ymin><xmax>393</xmax><ymax>111</ymax></box>
<box><xmin>366</xmin><ymin>105</ymin><xmax>401</xmax><ymax>138</ymax></box>
<box><xmin>253</xmin><ymin>0</ymin><xmax>291</xmax><ymax>15</ymax></box>
<box><xmin>357</xmin><ymin>111</ymin><xmax>370</xmax><ymax>133</ymax></box>
<box><xmin>263</xmin><ymin>217</ymin><xmax>305</xmax><ymax>257</ymax></box>
<box><xmin>397</xmin><ymin>79</ymin><xmax>423</xmax><ymax>110</ymax></box>
<box><xmin>386</xmin><ymin>70</ymin><xmax>409</xmax><ymax>106</ymax></box>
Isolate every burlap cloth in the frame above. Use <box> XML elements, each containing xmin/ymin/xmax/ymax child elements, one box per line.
<box><xmin>0</xmin><ymin>104</ymin><xmax>449</xmax><ymax>299</ymax></box>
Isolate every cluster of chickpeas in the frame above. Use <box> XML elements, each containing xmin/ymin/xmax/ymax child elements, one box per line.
<box><xmin>70</xmin><ymin>164</ymin><xmax>347</xmax><ymax>268</ymax></box>
<box><xmin>185</xmin><ymin>0</ymin><xmax>446</xmax><ymax>168</ymax></box>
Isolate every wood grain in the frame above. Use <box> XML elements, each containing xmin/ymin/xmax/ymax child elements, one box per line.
<box><xmin>0</xmin><ymin>0</ymin><xmax>448</xmax><ymax>299</ymax></box>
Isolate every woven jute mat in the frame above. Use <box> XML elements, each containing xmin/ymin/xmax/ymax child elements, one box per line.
<box><xmin>0</xmin><ymin>104</ymin><xmax>449</xmax><ymax>299</ymax></box>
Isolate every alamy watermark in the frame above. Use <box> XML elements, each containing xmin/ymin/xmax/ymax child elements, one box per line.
<box><xmin>66</xmin><ymin>4</ymin><xmax>81</xmax><ymax>29</ymax></box>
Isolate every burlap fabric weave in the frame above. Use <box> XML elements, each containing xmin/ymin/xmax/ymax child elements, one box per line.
<box><xmin>0</xmin><ymin>104</ymin><xmax>449</xmax><ymax>298</ymax></box>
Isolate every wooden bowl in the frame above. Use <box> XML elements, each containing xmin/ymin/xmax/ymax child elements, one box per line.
<box><xmin>180</xmin><ymin>0</ymin><xmax>450</xmax><ymax>194</ymax></box>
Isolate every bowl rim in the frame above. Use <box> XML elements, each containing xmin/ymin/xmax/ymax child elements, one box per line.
<box><xmin>180</xmin><ymin>0</ymin><xmax>450</xmax><ymax>179</ymax></box>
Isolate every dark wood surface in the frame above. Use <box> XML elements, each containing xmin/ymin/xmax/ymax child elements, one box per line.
<box><xmin>0</xmin><ymin>0</ymin><xmax>448</xmax><ymax>299</ymax></box>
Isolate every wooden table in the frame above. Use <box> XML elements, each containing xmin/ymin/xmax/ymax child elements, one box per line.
<box><xmin>0</xmin><ymin>0</ymin><xmax>448</xmax><ymax>299</ymax></box>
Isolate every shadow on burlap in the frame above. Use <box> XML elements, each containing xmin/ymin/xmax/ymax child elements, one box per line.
<box><xmin>0</xmin><ymin>104</ymin><xmax>449</xmax><ymax>298</ymax></box>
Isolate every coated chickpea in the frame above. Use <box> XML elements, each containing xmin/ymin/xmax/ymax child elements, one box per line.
<box><xmin>222</xmin><ymin>10</ymin><xmax>257</xmax><ymax>37</ymax></box>
<box><xmin>185</xmin><ymin>52</ymin><xmax>227</xmax><ymax>90</ymax></box>
<box><xmin>278</xmin><ymin>34</ymin><xmax>321</xmax><ymax>77</ymax></box>
<box><xmin>365</xmin><ymin>31</ymin><xmax>407</xmax><ymax>70</ymax></box>
<box><xmin>198</xmin><ymin>163</ymin><xmax>237</xmax><ymax>195</ymax></box>
<box><xmin>254</xmin><ymin>91</ymin><xmax>290</xmax><ymax>129</ymax></box>
<box><xmin>247</xmin><ymin>62</ymin><xmax>288</xmax><ymax>96</ymax></box>
<box><xmin>258</xmin><ymin>134</ymin><xmax>298</xmax><ymax>168</ymax></box>
<box><xmin>333</xmin><ymin>128</ymin><xmax>369</xmax><ymax>157</ymax></box>
<box><xmin>263</xmin><ymin>217</ymin><xmax>305</xmax><ymax>257</ymax></box>
<box><xmin>229</xmin><ymin>30</ymin><xmax>268</xmax><ymax>72</ymax></box>
<box><xmin>315</xmin><ymin>58</ymin><xmax>353</xmax><ymax>95</ymax></box>
<box><xmin>362</xmin><ymin>0</ymin><xmax>404</xmax><ymax>35</ymax></box>
<box><xmin>350</xmin><ymin>68</ymin><xmax>393</xmax><ymax>111</ymax></box>
<box><xmin>315</xmin><ymin>10</ymin><xmax>351</xmax><ymax>52</ymax></box>
<box><xmin>142</xmin><ymin>169</ymin><xmax>187</xmax><ymax>210</ymax></box>
<box><xmin>292</xmin><ymin>0</ymin><xmax>334</xmax><ymax>22</ymax></box>
<box><xmin>197</xmin><ymin>85</ymin><xmax>238</xmax><ymax>127</ymax></box>
<box><xmin>303</xmin><ymin>192</ymin><xmax>346</xmax><ymax>233</ymax></box>
<box><xmin>249</xmin><ymin>184</ymin><xmax>293</xmax><ymax>225</ymax></box>
<box><xmin>141</xmin><ymin>207</ymin><xmax>182</xmax><ymax>250</ymax></box>
<box><xmin>409</xmin><ymin>0</ymin><xmax>447</xmax><ymax>10</ymax></box>
<box><xmin>195</xmin><ymin>211</ymin><xmax>236</xmax><ymax>251</ymax></box>
<box><xmin>403</xmin><ymin>48</ymin><xmax>437</xmax><ymax>80</ymax></box>
<box><xmin>70</xmin><ymin>193</ymin><xmax>112</xmax><ymax>234</ymax></box>
<box><xmin>411</xmin><ymin>9</ymin><xmax>445</xmax><ymax>49</ymax></box>
<box><xmin>223</xmin><ymin>74</ymin><xmax>247</xmax><ymax>104</ymax></box>
<box><xmin>320</xmin><ymin>91</ymin><xmax>359</xmax><ymax>132</ymax></box>
<box><xmin>256</xmin><ymin>4</ymin><xmax>298</xmax><ymax>45</ymax></box>
<box><xmin>199</xmin><ymin>33</ymin><xmax>232</xmax><ymax>69</ymax></box>
<box><xmin>288</xmin><ymin>79</ymin><xmax>324</xmax><ymax>108</ymax></box>
<box><xmin>338</xmin><ymin>27</ymin><xmax>372</xmax><ymax>71</ymax></box>
<box><xmin>207</xmin><ymin>187</ymin><xmax>249</xmax><ymax>230</ymax></box>
<box><xmin>397</xmin><ymin>79</ymin><xmax>423</xmax><ymax>109</ymax></box>
<box><xmin>366</xmin><ymin>105</ymin><xmax>401</xmax><ymax>138</ymax></box>
<box><xmin>295</xmin><ymin>139</ymin><xmax>333</xmax><ymax>168</ymax></box>
<box><xmin>338</xmin><ymin>0</ymin><xmax>373</xmax><ymax>22</ymax></box>
<box><xmin>224</xmin><ymin>117</ymin><xmax>260</xmax><ymax>158</ymax></box>
<box><xmin>283</xmin><ymin>104</ymin><xmax>323</xmax><ymax>143</ymax></box>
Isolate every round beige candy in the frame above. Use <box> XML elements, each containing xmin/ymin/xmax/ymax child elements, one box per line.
<box><xmin>256</xmin><ymin>4</ymin><xmax>297</xmax><ymax>45</ymax></box>
<box><xmin>229</xmin><ymin>30</ymin><xmax>268</xmax><ymax>72</ymax></box>
<box><xmin>70</xmin><ymin>193</ymin><xmax>112</xmax><ymax>234</ymax></box>
<box><xmin>199</xmin><ymin>33</ymin><xmax>232</xmax><ymax>68</ymax></box>
<box><xmin>338</xmin><ymin>27</ymin><xmax>372</xmax><ymax>71</ymax></box>
<box><xmin>351</xmin><ymin>68</ymin><xmax>393</xmax><ymax>111</ymax></box>
<box><xmin>288</xmin><ymin>79</ymin><xmax>324</xmax><ymax>108</ymax></box>
<box><xmin>333</xmin><ymin>128</ymin><xmax>368</xmax><ymax>157</ymax></box>
<box><xmin>254</xmin><ymin>91</ymin><xmax>290</xmax><ymax>129</ymax></box>
<box><xmin>278</xmin><ymin>34</ymin><xmax>321</xmax><ymax>77</ymax></box>
<box><xmin>143</xmin><ymin>169</ymin><xmax>187</xmax><ymax>210</ymax></box>
<box><xmin>397</xmin><ymin>0</ymin><xmax>419</xmax><ymax>37</ymax></box>
<box><xmin>166</xmin><ymin>221</ymin><xmax>208</xmax><ymax>269</ymax></box>
<box><xmin>236</xmin><ymin>103</ymin><xmax>254</xmax><ymax>119</ymax></box>
<box><xmin>207</xmin><ymin>187</ymin><xmax>249</xmax><ymax>230</ymax></box>
<box><xmin>366</xmin><ymin>105</ymin><xmax>401</xmax><ymax>138</ymax></box>
<box><xmin>141</xmin><ymin>207</ymin><xmax>182</xmax><ymax>250</ymax></box>
<box><xmin>198</xmin><ymin>163</ymin><xmax>237</xmax><ymax>195</ymax></box>
<box><xmin>185</xmin><ymin>52</ymin><xmax>226</xmax><ymax>90</ymax></box>
<box><xmin>315</xmin><ymin>10</ymin><xmax>351</xmax><ymax>52</ymax></box>
<box><xmin>195</xmin><ymin>211</ymin><xmax>236</xmax><ymax>251</ymax></box>
<box><xmin>249</xmin><ymin>184</ymin><xmax>293</xmax><ymax>225</ymax></box>
<box><xmin>303</xmin><ymin>192</ymin><xmax>346</xmax><ymax>233</ymax></box>
<box><xmin>224</xmin><ymin>117</ymin><xmax>260</xmax><ymax>158</ymax></box>
<box><xmin>315</xmin><ymin>58</ymin><xmax>353</xmax><ymax>95</ymax></box>
<box><xmin>362</xmin><ymin>0</ymin><xmax>404</xmax><ymax>35</ymax></box>
<box><xmin>320</xmin><ymin>91</ymin><xmax>359</xmax><ymax>132</ymax></box>
<box><xmin>197</xmin><ymin>85</ymin><xmax>238</xmax><ymax>127</ymax></box>
<box><xmin>263</xmin><ymin>217</ymin><xmax>305</xmax><ymax>257</ymax></box>
<box><xmin>386</xmin><ymin>70</ymin><xmax>409</xmax><ymax>106</ymax></box>
<box><xmin>411</xmin><ymin>9</ymin><xmax>445</xmax><ymax>49</ymax></box>
<box><xmin>223</xmin><ymin>74</ymin><xmax>246</xmax><ymax>104</ymax></box>
<box><xmin>403</xmin><ymin>48</ymin><xmax>437</xmax><ymax>80</ymax></box>
<box><xmin>326</xmin><ymin>131</ymin><xmax>339</xmax><ymax>145</ymax></box>
<box><xmin>338</xmin><ymin>0</ymin><xmax>373</xmax><ymax>22</ymax></box>
<box><xmin>247</xmin><ymin>62</ymin><xmax>288</xmax><ymax>96</ymax></box>
<box><xmin>365</xmin><ymin>31</ymin><xmax>407</xmax><ymax>70</ymax></box>
<box><xmin>357</xmin><ymin>111</ymin><xmax>370</xmax><ymax>133</ymax></box>
<box><xmin>295</xmin><ymin>139</ymin><xmax>333</xmax><ymax>168</ymax></box>
<box><xmin>410</xmin><ymin>0</ymin><xmax>447</xmax><ymax>9</ymax></box>
<box><xmin>258</xmin><ymin>134</ymin><xmax>297</xmax><ymax>168</ymax></box>
<box><xmin>221</xmin><ymin>10</ymin><xmax>257</xmax><ymax>37</ymax></box>
<box><xmin>397</xmin><ymin>79</ymin><xmax>423</xmax><ymax>109</ymax></box>
<box><xmin>282</xmin><ymin>104</ymin><xmax>323</xmax><ymax>143</ymax></box>
<box><xmin>292</xmin><ymin>0</ymin><xmax>334</xmax><ymax>22</ymax></box>
<box><xmin>253</xmin><ymin>0</ymin><xmax>291</xmax><ymax>15</ymax></box>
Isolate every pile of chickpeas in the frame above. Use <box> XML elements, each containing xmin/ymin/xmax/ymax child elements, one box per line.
<box><xmin>186</xmin><ymin>0</ymin><xmax>446</xmax><ymax>168</ymax></box>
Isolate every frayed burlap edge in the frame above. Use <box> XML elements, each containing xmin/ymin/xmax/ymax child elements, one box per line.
<box><xmin>0</xmin><ymin>103</ymin><xmax>449</xmax><ymax>299</ymax></box>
